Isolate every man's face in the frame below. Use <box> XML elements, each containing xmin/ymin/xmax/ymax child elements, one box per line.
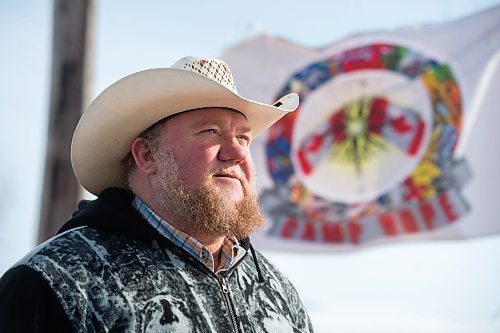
<box><xmin>146</xmin><ymin>108</ymin><xmax>264</xmax><ymax>239</ymax></box>
<box><xmin>155</xmin><ymin>107</ymin><xmax>254</xmax><ymax>204</ymax></box>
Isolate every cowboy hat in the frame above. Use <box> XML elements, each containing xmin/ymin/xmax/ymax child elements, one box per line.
<box><xmin>71</xmin><ymin>56</ymin><xmax>299</xmax><ymax>195</ymax></box>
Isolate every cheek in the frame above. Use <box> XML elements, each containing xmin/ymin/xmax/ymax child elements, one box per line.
<box><xmin>172</xmin><ymin>146</ymin><xmax>217</xmax><ymax>180</ymax></box>
<box><xmin>241</xmin><ymin>156</ymin><xmax>255</xmax><ymax>183</ymax></box>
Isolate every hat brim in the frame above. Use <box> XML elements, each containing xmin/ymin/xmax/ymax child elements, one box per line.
<box><xmin>71</xmin><ymin>68</ymin><xmax>298</xmax><ymax>195</ymax></box>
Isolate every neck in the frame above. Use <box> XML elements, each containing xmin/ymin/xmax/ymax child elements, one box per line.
<box><xmin>166</xmin><ymin>219</ymin><xmax>228</xmax><ymax>270</ymax></box>
<box><xmin>166</xmin><ymin>218</ymin><xmax>227</xmax><ymax>254</ymax></box>
<box><xmin>200</xmin><ymin>235</ymin><xmax>226</xmax><ymax>272</ymax></box>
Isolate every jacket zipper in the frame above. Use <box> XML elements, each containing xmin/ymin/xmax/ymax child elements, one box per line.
<box><xmin>172</xmin><ymin>247</ymin><xmax>248</xmax><ymax>333</ymax></box>
<box><xmin>218</xmin><ymin>275</ymin><xmax>240</xmax><ymax>333</ymax></box>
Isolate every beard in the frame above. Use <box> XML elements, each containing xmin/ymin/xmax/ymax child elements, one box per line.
<box><xmin>151</xmin><ymin>148</ymin><xmax>265</xmax><ymax>240</ymax></box>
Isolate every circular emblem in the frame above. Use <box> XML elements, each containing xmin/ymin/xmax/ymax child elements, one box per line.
<box><xmin>263</xmin><ymin>43</ymin><xmax>463</xmax><ymax>237</ymax></box>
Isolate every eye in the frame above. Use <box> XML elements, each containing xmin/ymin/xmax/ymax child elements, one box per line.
<box><xmin>199</xmin><ymin>128</ymin><xmax>219</xmax><ymax>135</ymax></box>
<box><xmin>237</xmin><ymin>135</ymin><xmax>251</xmax><ymax>145</ymax></box>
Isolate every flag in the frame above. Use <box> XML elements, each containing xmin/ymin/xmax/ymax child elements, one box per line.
<box><xmin>221</xmin><ymin>6</ymin><xmax>500</xmax><ymax>251</ymax></box>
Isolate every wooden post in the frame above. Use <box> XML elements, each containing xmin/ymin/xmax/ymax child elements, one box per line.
<box><xmin>38</xmin><ymin>0</ymin><xmax>95</xmax><ymax>243</ymax></box>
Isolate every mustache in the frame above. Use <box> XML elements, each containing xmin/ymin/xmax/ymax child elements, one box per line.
<box><xmin>211</xmin><ymin>168</ymin><xmax>255</xmax><ymax>196</ymax></box>
<box><xmin>212</xmin><ymin>169</ymin><xmax>245</xmax><ymax>182</ymax></box>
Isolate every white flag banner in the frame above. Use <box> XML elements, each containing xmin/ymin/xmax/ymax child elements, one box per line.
<box><xmin>221</xmin><ymin>6</ymin><xmax>500</xmax><ymax>251</ymax></box>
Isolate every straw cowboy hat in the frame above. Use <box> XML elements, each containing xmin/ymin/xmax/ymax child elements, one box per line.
<box><xmin>71</xmin><ymin>56</ymin><xmax>299</xmax><ymax>195</ymax></box>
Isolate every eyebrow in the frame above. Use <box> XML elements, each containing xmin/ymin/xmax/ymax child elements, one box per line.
<box><xmin>193</xmin><ymin>119</ymin><xmax>252</xmax><ymax>134</ymax></box>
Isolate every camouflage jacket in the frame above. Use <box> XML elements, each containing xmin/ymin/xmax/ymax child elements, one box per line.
<box><xmin>1</xmin><ymin>188</ymin><xmax>313</xmax><ymax>333</ymax></box>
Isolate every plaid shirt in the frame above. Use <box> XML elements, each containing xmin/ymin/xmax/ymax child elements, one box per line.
<box><xmin>133</xmin><ymin>196</ymin><xmax>245</xmax><ymax>274</ymax></box>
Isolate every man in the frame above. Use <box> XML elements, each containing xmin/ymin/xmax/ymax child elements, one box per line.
<box><xmin>0</xmin><ymin>56</ymin><xmax>314</xmax><ymax>332</ymax></box>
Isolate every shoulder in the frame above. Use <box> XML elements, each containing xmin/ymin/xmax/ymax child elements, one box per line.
<box><xmin>0</xmin><ymin>265</ymin><xmax>74</xmax><ymax>332</ymax></box>
<box><xmin>0</xmin><ymin>265</ymin><xmax>54</xmax><ymax>297</ymax></box>
<box><xmin>21</xmin><ymin>226</ymin><xmax>128</xmax><ymax>267</ymax></box>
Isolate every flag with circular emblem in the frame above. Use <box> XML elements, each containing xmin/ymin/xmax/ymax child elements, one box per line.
<box><xmin>222</xmin><ymin>6</ymin><xmax>500</xmax><ymax>251</ymax></box>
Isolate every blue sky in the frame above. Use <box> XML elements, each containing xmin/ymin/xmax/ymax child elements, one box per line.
<box><xmin>1</xmin><ymin>1</ymin><xmax>500</xmax><ymax>332</ymax></box>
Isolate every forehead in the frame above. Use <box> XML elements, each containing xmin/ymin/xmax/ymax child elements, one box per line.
<box><xmin>166</xmin><ymin>107</ymin><xmax>251</xmax><ymax>130</ymax></box>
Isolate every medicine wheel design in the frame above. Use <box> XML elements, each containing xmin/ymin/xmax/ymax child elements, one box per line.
<box><xmin>263</xmin><ymin>43</ymin><xmax>463</xmax><ymax>227</ymax></box>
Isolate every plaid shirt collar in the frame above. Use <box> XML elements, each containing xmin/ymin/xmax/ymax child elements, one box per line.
<box><xmin>133</xmin><ymin>196</ymin><xmax>246</xmax><ymax>274</ymax></box>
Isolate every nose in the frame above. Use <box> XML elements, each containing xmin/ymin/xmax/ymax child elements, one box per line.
<box><xmin>217</xmin><ymin>137</ymin><xmax>248</xmax><ymax>163</ymax></box>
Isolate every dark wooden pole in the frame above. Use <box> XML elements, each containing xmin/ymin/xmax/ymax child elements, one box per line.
<box><xmin>38</xmin><ymin>0</ymin><xmax>95</xmax><ymax>243</ymax></box>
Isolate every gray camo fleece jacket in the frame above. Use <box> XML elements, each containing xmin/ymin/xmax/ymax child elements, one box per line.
<box><xmin>0</xmin><ymin>188</ymin><xmax>314</xmax><ymax>333</ymax></box>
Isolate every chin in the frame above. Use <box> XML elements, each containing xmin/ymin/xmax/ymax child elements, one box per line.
<box><xmin>223</xmin><ymin>190</ymin><xmax>244</xmax><ymax>204</ymax></box>
<box><xmin>212</xmin><ymin>180</ymin><xmax>243</xmax><ymax>199</ymax></box>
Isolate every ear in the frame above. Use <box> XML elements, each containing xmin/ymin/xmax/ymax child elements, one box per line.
<box><xmin>131</xmin><ymin>137</ymin><xmax>157</xmax><ymax>175</ymax></box>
